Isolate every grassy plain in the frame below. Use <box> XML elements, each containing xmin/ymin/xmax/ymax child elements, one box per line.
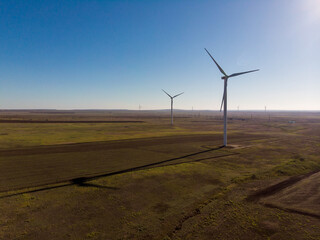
<box><xmin>0</xmin><ymin>110</ymin><xmax>319</xmax><ymax>239</ymax></box>
<box><xmin>0</xmin><ymin>110</ymin><xmax>221</xmax><ymax>148</ymax></box>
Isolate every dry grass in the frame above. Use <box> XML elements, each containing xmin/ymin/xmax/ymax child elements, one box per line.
<box><xmin>0</xmin><ymin>110</ymin><xmax>319</xmax><ymax>239</ymax></box>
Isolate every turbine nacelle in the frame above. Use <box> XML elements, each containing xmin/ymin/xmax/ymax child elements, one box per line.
<box><xmin>221</xmin><ymin>76</ymin><xmax>228</xmax><ymax>80</ymax></box>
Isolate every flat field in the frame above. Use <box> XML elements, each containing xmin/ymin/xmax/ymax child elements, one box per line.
<box><xmin>0</xmin><ymin>110</ymin><xmax>319</xmax><ymax>240</ymax></box>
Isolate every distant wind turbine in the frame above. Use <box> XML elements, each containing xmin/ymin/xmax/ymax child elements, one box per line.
<box><xmin>162</xmin><ymin>89</ymin><xmax>184</xmax><ymax>125</ymax></box>
<box><xmin>205</xmin><ymin>48</ymin><xmax>259</xmax><ymax>146</ymax></box>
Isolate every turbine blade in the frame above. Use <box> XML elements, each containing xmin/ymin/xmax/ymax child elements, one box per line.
<box><xmin>204</xmin><ymin>48</ymin><xmax>227</xmax><ymax>76</ymax></box>
<box><xmin>228</xmin><ymin>69</ymin><xmax>259</xmax><ymax>78</ymax></box>
<box><xmin>162</xmin><ymin>89</ymin><xmax>172</xmax><ymax>98</ymax></box>
<box><xmin>173</xmin><ymin>92</ymin><xmax>184</xmax><ymax>98</ymax></box>
<box><xmin>220</xmin><ymin>89</ymin><xmax>225</xmax><ymax>112</ymax></box>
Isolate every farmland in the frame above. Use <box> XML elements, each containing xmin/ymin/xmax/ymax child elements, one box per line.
<box><xmin>0</xmin><ymin>110</ymin><xmax>319</xmax><ymax>240</ymax></box>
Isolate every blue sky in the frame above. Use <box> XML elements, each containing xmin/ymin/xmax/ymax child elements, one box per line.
<box><xmin>0</xmin><ymin>0</ymin><xmax>319</xmax><ymax>110</ymax></box>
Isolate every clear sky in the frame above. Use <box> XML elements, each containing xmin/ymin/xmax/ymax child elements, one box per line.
<box><xmin>1</xmin><ymin>0</ymin><xmax>319</xmax><ymax>110</ymax></box>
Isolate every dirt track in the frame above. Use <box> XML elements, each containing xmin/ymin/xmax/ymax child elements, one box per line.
<box><xmin>247</xmin><ymin>171</ymin><xmax>318</xmax><ymax>202</ymax></box>
<box><xmin>258</xmin><ymin>171</ymin><xmax>320</xmax><ymax>217</ymax></box>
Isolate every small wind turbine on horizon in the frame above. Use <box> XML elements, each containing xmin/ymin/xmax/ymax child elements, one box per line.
<box><xmin>162</xmin><ymin>89</ymin><xmax>184</xmax><ymax>126</ymax></box>
<box><xmin>205</xmin><ymin>48</ymin><xmax>259</xmax><ymax>146</ymax></box>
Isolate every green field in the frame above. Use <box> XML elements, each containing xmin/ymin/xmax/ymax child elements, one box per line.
<box><xmin>0</xmin><ymin>110</ymin><xmax>223</xmax><ymax>148</ymax></box>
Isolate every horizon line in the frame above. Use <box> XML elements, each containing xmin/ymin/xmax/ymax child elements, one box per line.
<box><xmin>0</xmin><ymin>108</ymin><xmax>319</xmax><ymax>112</ymax></box>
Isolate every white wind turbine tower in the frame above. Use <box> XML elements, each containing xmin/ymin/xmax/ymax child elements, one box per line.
<box><xmin>205</xmin><ymin>48</ymin><xmax>259</xmax><ymax>146</ymax></box>
<box><xmin>162</xmin><ymin>89</ymin><xmax>184</xmax><ymax>126</ymax></box>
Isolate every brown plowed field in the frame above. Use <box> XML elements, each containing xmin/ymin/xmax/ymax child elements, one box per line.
<box><xmin>0</xmin><ymin>133</ymin><xmax>265</xmax><ymax>157</ymax></box>
<box><xmin>0</xmin><ymin>133</ymin><xmax>265</xmax><ymax>193</ymax></box>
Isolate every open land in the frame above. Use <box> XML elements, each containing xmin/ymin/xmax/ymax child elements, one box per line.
<box><xmin>0</xmin><ymin>110</ymin><xmax>319</xmax><ymax>239</ymax></box>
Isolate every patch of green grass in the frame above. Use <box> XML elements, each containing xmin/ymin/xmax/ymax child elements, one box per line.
<box><xmin>19</xmin><ymin>193</ymin><xmax>36</xmax><ymax>208</ymax></box>
<box><xmin>86</xmin><ymin>231</ymin><xmax>99</xmax><ymax>239</ymax></box>
<box><xmin>268</xmin><ymin>155</ymin><xmax>320</xmax><ymax>177</ymax></box>
<box><xmin>0</xmin><ymin>122</ymin><xmax>217</xmax><ymax>148</ymax></box>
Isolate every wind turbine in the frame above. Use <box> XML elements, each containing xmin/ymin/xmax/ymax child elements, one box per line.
<box><xmin>205</xmin><ymin>48</ymin><xmax>259</xmax><ymax>146</ymax></box>
<box><xmin>162</xmin><ymin>89</ymin><xmax>184</xmax><ymax>125</ymax></box>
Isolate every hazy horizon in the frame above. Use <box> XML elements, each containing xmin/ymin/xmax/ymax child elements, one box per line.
<box><xmin>1</xmin><ymin>108</ymin><xmax>319</xmax><ymax>112</ymax></box>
